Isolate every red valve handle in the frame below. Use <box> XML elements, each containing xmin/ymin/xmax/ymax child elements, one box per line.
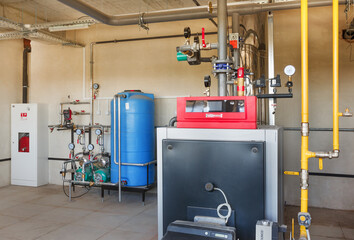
<box><xmin>97</xmin><ymin>139</ymin><xmax>99</xmax><ymax>144</ymax></box>
<box><xmin>69</xmin><ymin>153</ymin><xmax>71</xmax><ymax>159</ymax></box>
<box><xmin>77</xmin><ymin>139</ymin><xmax>79</xmax><ymax>144</ymax></box>
<box><xmin>202</xmin><ymin>27</ymin><xmax>206</xmax><ymax>48</ymax></box>
<box><xmin>88</xmin><ymin>155</ymin><xmax>91</xmax><ymax>160</ymax></box>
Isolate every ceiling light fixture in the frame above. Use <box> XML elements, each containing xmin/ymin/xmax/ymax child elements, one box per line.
<box><xmin>48</xmin><ymin>23</ymin><xmax>90</xmax><ymax>32</ymax></box>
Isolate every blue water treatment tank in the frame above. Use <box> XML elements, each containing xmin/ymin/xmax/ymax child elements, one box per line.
<box><xmin>111</xmin><ymin>91</ymin><xmax>155</xmax><ymax>187</ymax></box>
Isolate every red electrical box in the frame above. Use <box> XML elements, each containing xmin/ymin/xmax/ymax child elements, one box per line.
<box><xmin>177</xmin><ymin>96</ymin><xmax>257</xmax><ymax>129</ymax></box>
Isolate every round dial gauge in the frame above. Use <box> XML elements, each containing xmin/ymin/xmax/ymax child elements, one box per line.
<box><xmin>95</xmin><ymin>129</ymin><xmax>102</xmax><ymax>135</ymax></box>
<box><xmin>93</xmin><ymin>83</ymin><xmax>100</xmax><ymax>90</ymax></box>
<box><xmin>284</xmin><ymin>65</ymin><xmax>296</xmax><ymax>76</ymax></box>
<box><xmin>75</xmin><ymin>129</ymin><xmax>82</xmax><ymax>135</ymax></box>
<box><xmin>87</xmin><ymin>144</ymin><xmax>94</xmax><ymax>151</ymax></box>
<box><xmin>68</xmin><ymin>143</ymin><xmax>75</xmax><ymax>150</ymax></box>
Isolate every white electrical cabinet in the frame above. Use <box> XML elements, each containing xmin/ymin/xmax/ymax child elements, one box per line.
<box><xmin>11</xmin><ymin>104</ymin><xmax>48</xmax><ymax>187</ymax></box>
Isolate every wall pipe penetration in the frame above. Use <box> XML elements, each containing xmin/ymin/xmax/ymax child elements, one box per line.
<box><xmin>57</xmin><ymin>0</ymin><xmax>346</xmax><ymax>27</ymax></box>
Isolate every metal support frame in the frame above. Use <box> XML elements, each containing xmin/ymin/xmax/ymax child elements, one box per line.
<box><xmin>268</xmin><ymin>12</ymin><xmax>276</xmax><ymax>125</ymax></box>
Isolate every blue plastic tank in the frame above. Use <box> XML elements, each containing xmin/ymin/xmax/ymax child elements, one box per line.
<box><xmin>111</xmin><ymin>91</ymin><xmax>155</xmax><ymax>187</ymax></box>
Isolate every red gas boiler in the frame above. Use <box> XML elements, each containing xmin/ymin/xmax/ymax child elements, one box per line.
<box><xmin>176</xmin><ymin>96</ymin><xmax>257</xmax><ymax>129</ymax></box>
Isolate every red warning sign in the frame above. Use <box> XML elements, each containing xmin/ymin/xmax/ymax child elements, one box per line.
<box><xmin>20</xmin><ymin>113</ymin><xmax>28</xmax><ymax>120</ymax></box>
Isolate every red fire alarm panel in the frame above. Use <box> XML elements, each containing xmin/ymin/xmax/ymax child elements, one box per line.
<box><xmin>177</xmin><ymin>96</ymin><xmax>257</xmax><ymax>129</ymax></box>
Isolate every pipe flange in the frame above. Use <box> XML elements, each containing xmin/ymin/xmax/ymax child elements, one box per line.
<box><xmin>212</xmin><ymin>68</ymin><xmax>234</xmax><ymax>74</ymax></box>
<box><xmin>213</xmin><ymin>59</ymin><xmax>234</xmax><ymax>64</ymax></box>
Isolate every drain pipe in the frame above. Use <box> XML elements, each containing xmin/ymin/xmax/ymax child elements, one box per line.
<box><xmin>22</xmin><ymin>39</ymin><xmax>31</xmax><ymax>103</ymax></box>
<box><xmin>217</xmin><ymin>0</ymin><xmax>228</xmax><ymax>96</ymax></box>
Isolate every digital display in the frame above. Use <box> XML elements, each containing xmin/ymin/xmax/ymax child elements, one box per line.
<box><xmin>186</xmin><ymin>100</ymin><xmax>245</xmax><ymax>113</ymax></box>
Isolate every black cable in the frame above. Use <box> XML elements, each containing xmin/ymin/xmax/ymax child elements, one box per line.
<box><xmin>62</xmin><ymin>181</ymin><xmax>91</xmax><ymax>198</ymax></box>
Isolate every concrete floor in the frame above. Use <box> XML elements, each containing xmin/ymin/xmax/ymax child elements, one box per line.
<box><xmin>0</xmin><ymin>184</ymin><xmax>353</xmax><ymax>240</ymax></box>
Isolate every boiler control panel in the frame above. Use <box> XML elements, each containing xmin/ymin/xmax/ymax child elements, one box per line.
<box><xmin>177</xmin><ymin>96</ymin><xmax>257</xmax><ymax>129</ymax></box>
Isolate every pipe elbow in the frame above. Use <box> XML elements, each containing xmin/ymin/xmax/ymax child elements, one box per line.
<box><xmin>315</xmin><ymin>150</ymin><xmax>339</xmax><ymax>159</ymax></box>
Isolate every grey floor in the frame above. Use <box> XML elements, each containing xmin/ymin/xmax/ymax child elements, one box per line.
<box><xmin>0</xmin><ymin>184</ymin><xmax>157</xmax><ymax>240</ymax></box>
<box><xmin>0</xmin><ymin>184</ymin><xmax>353</xmax><ymax>240</ymax></box>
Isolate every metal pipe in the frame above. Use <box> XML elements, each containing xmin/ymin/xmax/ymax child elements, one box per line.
<box><xmin>121</xmin><ymin>160</ymin><xmax>157</xmax><ymax>167</ymax></box>
<box><xmin>118</xmin><ymin>96</ymin><xmax>122</xmax><ymax>202</ymax></box>
<box><xmin>169</xmin><ymin>116</ymin><xmax>177</xmax><ymax>127</ymax></box>
<box><xmin>90</xmin><ymin>43</ymin><xmax>95</xmax><ymax>126</ymax></box>
<box><xmin>299</xmin><ymin>0</ymin><xmax>313</xmax><ymax>238</ymax></box>
<box><xmin>113</xmin><ymin>94</ymin><xmax>126</xmax><ymax>202</ymax></box>
<box><xmin>60</xmin><ymin>101</ymin><xmax>90</xmax><ymax>105</ymax></box>
<box><xmin>284</xmin><ymin>127</ymin><xmax>354</xmax><ymax>132</ymax></box>
<box><xmin>232</xmin><ymin>13</ymin><xmax>240</xmax><ymax>96</ymax></box>
<box><xmin>57</xmin><ymin>0</ymin><xmax>346</xmax><ymax>27</ymax></box>
<box><xmin>268</xmin><ymin>13</ymin><xmax>276</xmax><ymax>125</ymax></box>
<box><xmin>333</xmin><ymin>0</ymin><xmax>340</xmax><ymax>150</ymax></box>
<box><xmin>22</xmin><ymin>44</ymin><xmax>31</xmax><ymax>104</ymax></box>
<box><xmin>217</xmin><ymin>0</ymin><xmax>228</xmax><ymax>96</ymax></box>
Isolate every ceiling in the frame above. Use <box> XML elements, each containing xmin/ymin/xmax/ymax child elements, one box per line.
<box><xmin>0</xmin><ymin>0</ymin><xmax>225</xmax><ymax>22</ymax></box>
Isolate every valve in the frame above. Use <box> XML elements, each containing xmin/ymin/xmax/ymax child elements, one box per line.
<box><xmin>203</xmin><ymin>75</ymin><xmax>211</xmax><ymax>97</ymax></box>
<box><xmin>202</xmin><ymin>27</ymin><xmax>206</xmax><ymax>48</ymax></box>
<box><xmin>319</xmin><ymin>158</ymin><xmax>323</xmax><ymax>170</ymax></box>
<box><xmin>204</xmin><ymin>75</ymin><xmax>211</xmax><ymax>88</ymax></box>
<box><xmin>298</xmin><ymin>212</ymin><xmax>311</xmax><ymax>229</ymax></box>
<box><xmin>342</xmin><ymin>108</ymin><xmax>353</xmax><ymax>117</ymax></box>
<box><xmin>184</xmin><ymin>27</ymin><xmax>191</xmax><ymax>39</ymax></box>
<box><xmin>284</xmin><ymin>171</ymin><xmax>300</xmax><ymax>176</ymax></box>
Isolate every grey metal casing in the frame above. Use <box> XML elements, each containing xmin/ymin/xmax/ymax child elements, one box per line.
<box><xmin>162</xmin><ymin>139</ymin><xmax>264</xmax><ymax>239</ymax></box>
<box><xmin>255</xmin><ymin>220</ymin><xmax>279</xmax><ymax>240</ymax></box>
<box><xmin>157</xmin><ymin>126</ymin><xmax>284</xmax><ymax>240</ymax></box>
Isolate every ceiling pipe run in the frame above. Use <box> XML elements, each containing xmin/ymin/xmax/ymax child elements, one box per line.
<box><xmin>58</xmin><ymin>0</ymin><xmax>346</xmax><ymax>26</ymax></box>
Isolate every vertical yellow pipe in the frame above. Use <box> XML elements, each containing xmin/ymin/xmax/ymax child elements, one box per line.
<box><xmin>301</xmin><ymin>0</ymin><xmax>309</xmax><ymax>124</ymax></box>
<box><xmin>333</xmin><ymin>0</ymin><xmax>339</xmax><ymax>150</ymax></box>
<box><xmin>300</xmin><ymin>0</ymin><xmax>309</xmax><ymax>237</ymax></box>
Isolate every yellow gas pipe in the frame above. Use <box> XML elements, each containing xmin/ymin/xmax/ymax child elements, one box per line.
<box><xmin>298</xmin><ymin>0</ymin><xmax>342</xmax><ymax>239</ymax></box>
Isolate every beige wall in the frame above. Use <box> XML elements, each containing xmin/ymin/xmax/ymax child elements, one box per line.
<box><xmin>0</xmin><ymin>40</ymin><xmax>22</xmax><ymax>187</ymax></box>
<box><xmin>19</xmin><ymin>6</ymin><xmax>354</xmax><ymax>210</ymax></box>
<box><xmin>274</xmin><ymin>6</ymin><xmax>354</xmax><ymax>210</ymax></box>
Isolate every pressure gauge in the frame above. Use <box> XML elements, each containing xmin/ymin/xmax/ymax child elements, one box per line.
<box><xmin>284</xmin><ymin>65</ymin><xmax>296</xmax><ymax>76</ymax></box>
<box><xmin>93</xmin><ymin>83</ymin><xmax>100</xmax><ymax>90</ymax></box>
<box><xmin>95</xmin><ymin>129</ymin><xmax>102</xmax><ymax>136</ymax></box>
<box><xmin>75</xmin><ymin>129</ymin><xmax>82</xmax><ymax>135</ymax></box>
<box><xmin>87</xmin><ymin>144</ymin><xmax>94</xmax><ymax>151</ymax></box>
<box><xmin>68</xmin><ymin>143</ymin><xmax>75</xmax><ymax>150</ymax></box>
